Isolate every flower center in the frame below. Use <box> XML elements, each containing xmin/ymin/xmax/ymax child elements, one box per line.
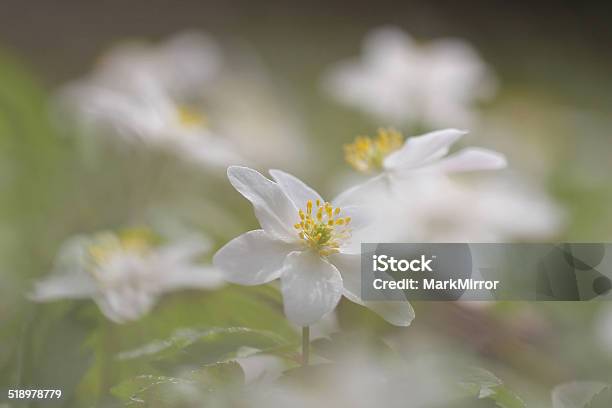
<box><xmin>88</xmin><ymin>228</ymin><xmax>155</xmax><ymax>266</ymax></box>
<box><xmin>344</xmin><ymin>128</ymin><xmax>403</xmax><ymax>173</ymax></box>
<box><xmin>294</xmin><ymin>200</ymin><xmax>351</xmax><ymax>256</ymax></box>
<box><xmin>177</xmin><ymin>105</ymin><xmax>207</xmax><ymax>128</ymax></box>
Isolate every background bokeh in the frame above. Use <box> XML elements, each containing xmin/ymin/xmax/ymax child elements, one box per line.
<box><xmin>1</xmin><ymin>1</ymin><xmax>612</xmax><ymax>407</ymax></box>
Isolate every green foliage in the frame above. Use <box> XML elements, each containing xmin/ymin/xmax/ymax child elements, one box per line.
<box><xmin>72</xmin><ymin>285</ymin><xmax>298</xmax><ymax>404</ymax></box>
<box><xmin>111</xmin><ymin>362</ymin><xmax>244</xmax><ymax>406</ymax></box>
<box><xmin>118</xmin><ymin>326</ymin><xmax>289</xmax><ymax>369</ymax></box>
<box><xmin>460</xmin><ymin>368</ymin><xmax>526</xmax><ymax>408</ymax></box>
<box><xmin>310</xmin><ymin>330</ymin><xmax>398</xmax><ymax>365</ymax></box>
<box><xmin>0</xmin><ymin>49</ymin><xmax>72</xmax><ymax>393</ymax></box>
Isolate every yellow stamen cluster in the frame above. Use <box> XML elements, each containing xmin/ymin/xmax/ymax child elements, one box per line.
<box><xmin>88</xmin><ymin>228</ymin><xmax>155</xmax><ymax>265</ymax></box>
<box><xmin>177</xmin><ymin>105</ymin><xmax>207</xmax><ymax>128</ymax></box>
<box><xmin>344</xmin><ymin>128</ymin><xmax>403</xmax><ymax>173</ymax></box>
<box><xmin>294</xmin><ymin>199</ymin><xmax>351</xmax><ymax>256</ymax></box>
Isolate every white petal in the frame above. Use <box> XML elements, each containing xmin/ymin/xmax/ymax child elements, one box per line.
<box><xmin>327</xmin><ymin>205</ymin><xmax>372</xmax><ymax>255</ymax></box>
<box><xmin>94</xmin><ymin>289</ymin><xmax>155</xmax><ymax>324</ymax></box>
<box><xmin>158</xmin><ymin>266</ymin><xmax>225</xmax><ymax>291</ymax></box>
<box><xmin>304</xmin><ymin>312</ymin><xmax>339</xmax><ymax>340</ymax></box>
<box><xmin>328</xmin><ymin>253</ymin><xmax>362</xmax><ymax>299</ymax></box>
<box><xmin>322</xmin><ymin>27</ymin><xmax>419</xmax><ymax>125</ymax></box>
<box><xmin>383</xmin><ymin>129</ymin><xmax>467</xmax><ymax>171</ymax></box>
<box><xmin>156</xmin><ymin>236</ymin><xmax>211</xmax><ymax>263</ymax></box>
<box><xmin>280</xmin><ymin>251</ymin><xmax>343</xmax><ymax>326</ymax></box>
<box><xmin>330</xmin><ymin>253</ymin><xmax>415</xmax><ymax>326</ymax></box>
<box><xmin>50</xmin><ymin>234</ymin><xmax>95</xmax><ymax>273</ymax></box>
<box><xmin>332</xmin><ymin>173</ymin><xmax>388</xmax><ymax>208</ymax></box>
<box><xmin>29</xmin><ymin>235</ymin><xmax>102</xmax><ymax>302</ymax></box>
<box><xmin>227</xmin><ymin>166</ymin><xmax>298</xmax><ymax>241</ymax></box>
<box><xmin>213</xmin><ymin>230</ymin><xmax>294</xmax><ymax>285</ymax></box>
<box><xmin>474</xmin><ymin>178</ymin><xmax>565</xmax><ymax>239</ymax></box>
<box><xmin>338</xmin><ymin>205</ymin><xmax>371</xmax><ymax>231</ymax></box>
<box><xmin>423</xmin><ymin>147</ymin><xmax>507</xmax><ymax>173</ymax></box>
<box><xmin>552</xmin><ymin>382</ymin><xmax>609</xmax><ymax>408</ymax></box>
<box><xmin>363</xmin><ymin>26</ymin><xmax>417</xmax><ymax>64</ymax></box>
<box><xmin>360</xmin><ymin>301</ymin><xmax>415</xmax><ymax>327</ymax></box>
<box><xmin>156</xmin><ymin>31</ymin><xmax>222</xmax><ymax>91</ymax></box>
<box><xmin>235</xmin><ymin>354</ymin><xmax>285</xmax><ymax>385</ymax></box>
<box><xmin>153</xmin><ymin>236</ymin><xmax>225</xmax><ymax>291</ymax></box>
<box><xmin>269</xmin><ymin>169</ymin><xmax>323</xmax><ymax>209</ymax></box>
<box><xmin>59</xmin><ymin>82</ymin><xmax>172</xmax><ymax>139</ymax></box>
<box><xmin>29</xmin><ymin>273</ymin><xmax>98</xmax><ymax>302</ymax></box>
<box><xmin>176</xmin><ymin>132</ymin><xmax>246</xmax><ymax>169</ymax></box>
<box><xmin>94</xmin><ymin>31</ymin><xmax>221</xmax><ymax>94</ymax></box>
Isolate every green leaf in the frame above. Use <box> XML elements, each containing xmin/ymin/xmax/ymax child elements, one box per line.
<box><xmin>460</xmin><ymin>367</ymin><xmax>525</xmax><ymax>408</ymax></box>
<box><xmin>490</xmin><ymin>386</ymin><xmax>527</xmax><ymax>408</ymax></box>
<box><xmin>117</xmin><ymin>326</ymin><xmax>291</xmax><ymax>370</ymax></box>
<box><xmin>75</xmin><ymin>285</ymin><xmax>298</xmax><ymax>403</ymax></box>
<box><xmin>460</xmin><ymin>367</ymin><xmax>502</xmax><ymax>399</ymax></box>
<box><xmin>111</xmin><ymin>362</ymin><xmax>244</xmax><ymax>405</ymax></box>
<box><xmin>111</xmin><ymin>374</ymin><xmax>182</xmax><ymax>405</ymax></box>
<box><xmin>112</xmin><ymin>285</ymin><xmax>298</xmax><ymax>349</ymax></box>
<box><xmin>310</xmin><ymin>331</ymin><xmax>398</xmax><ymax>363</ymax></box>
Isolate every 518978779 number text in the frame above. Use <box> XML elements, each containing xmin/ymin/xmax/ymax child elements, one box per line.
<box><xmin>7</xmin><ymin>389</ymin><xmax>62</xmax><ymax>399</ymax></box>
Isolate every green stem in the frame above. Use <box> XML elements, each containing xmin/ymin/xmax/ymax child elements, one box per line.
<box><xmin>302</xmin><ymin>326</ymin><xmax>310</xmax><ymax>366</ymax></box>
<box><xmin>99</xmin><ymin>319</ymin><xmax>116</xmax><ymax>402</ymax></box>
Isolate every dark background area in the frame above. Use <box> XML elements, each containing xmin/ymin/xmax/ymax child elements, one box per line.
<box><xmin>1</xmin><ymin>0</ymin><xmax>611</xmax><ymax>107</ymax></box>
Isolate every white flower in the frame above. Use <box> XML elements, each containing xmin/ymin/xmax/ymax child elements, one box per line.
<box><xmin>234</xmin><ymin>348</ymin><xmax>286</xmax><ymax>385</ymax></box>
<box><xmin>337</xmin><ymin>127</ymin><xmax>562</xmax><ymax>243</ymax></box>
<box><xmin>338</xmin><ymin>128</ymin><xmax>506</xmax><ymax>201</ymax></box>
<box><xmin>239</xmin><ymin>353</ymin><xmax>459</xmax><ymax>408</ymax></box>
<box><xmin>213</xmin><ymin>166</ymin><xmax>414</xmax><ymax>327</ymax></box>
<box><xmin>349</xmin><ymin>174</ymin><xmax>564</xmax><ymax>243</ymax></box>
<box><xmin>92</xmin><ymin>31</ymin><xmax>222</xmax><ymax>96</ymax></box>
<box><xmin>323</xmin><ymin>26</ymin><xmax>497</xmax><ymax>128</ymax></box>
<box><xmin>552</xmin><ymin>382</ymin><xmax>610</xmax><ymax>408</ymax></box>
<box><xmin>61</xmin><ymin>78</ymin><xmax>245</xmax><ymax>168</ymax></box>
<box><xmin>30</xmin><ymin>228</ymin><xmax>223</xmax><ymax>323</ymax></box>
<box><xmin>58</xmin><ymin>31</ymin><xmax>308</xmax><ymax>170</ymax></box>
<box><xmin>302</xmin><ymin>311</ymin><xmax>339</xmax><ymax>340</ymax></box>
<box><xmin>204</xmin><ymin>71</ymin><xmax>310</xmax><ymax>170</ymax></box>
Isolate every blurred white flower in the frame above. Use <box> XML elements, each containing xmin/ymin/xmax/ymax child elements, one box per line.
<box><xmin>92</xmin><ymin>31</ymin><xmax>223</xmax><ymax>96</ymax></box>
<box><xmin>348</xmin><ymin>174</ymin><xmax>563</xmax><ymax>243</ymax></box>
<box><xmin>336</xmin><ymin>127</ymin><xmax>562</xmax><ymax>243</ymax></box>
<box><xmin>204</xmin><ymin>70</ymin><xmax>310</xmax><ymax>171</ymax></box>
<box><xmin>322</xmin><ymin>26</ymin><xmax>497</xmax><ymax>128</ymax></box>
<box><xmin>57</xmin><ymin>31</ymin><xmax>308</xmax><ymax>170</ymax></box>
<box><xmin>552</xmin><ymin>381</ymin><xmax>610</xmax><ymax>408</ymax></box>
<box><xmin>242</xmin><ymin>354</ymin><xmax>461</xmax><ymax>408</ymax></box>
<box><xmin>61</xmin><ymin>78</ymin><xmax>244</xmax><ymax>168</ymax></box>
<box><xmin>30</xmin><ymin>228</ymin><xmax>223</xmax><ymax>323</ymax></box>
<box><xmin>213</xmin><ymin>166</ymin><xmax>414</xmax><ymax>327</ymax></box>
<box><xmin>234</xmin><ymin>347</ymin><xmax>286</xmax><ymax>385</ymax></box>
<box><xmin>303</xmin><ymin>311</ymin><xmax>339</xmax><ymax>340</ymax></box>
<box><xmin>338</xmin><ymin>128</ymin><xmax>506</xmax><ymax>202</ymax></box>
